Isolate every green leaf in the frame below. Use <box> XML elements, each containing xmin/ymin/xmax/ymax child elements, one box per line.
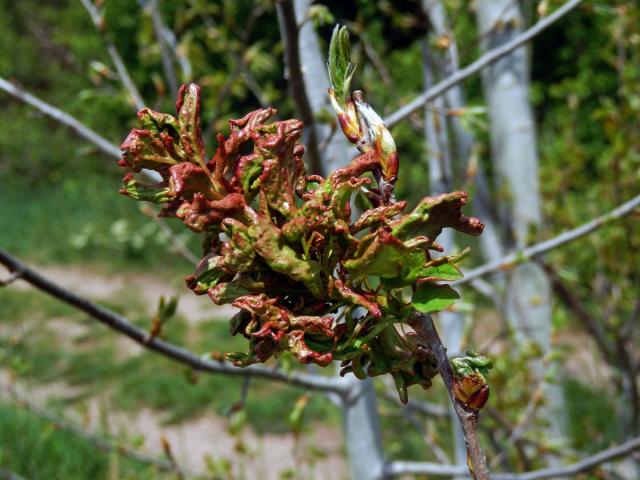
<box><xmin>327</xmin><ymin>25</ymin><xmax>356</xmax><ymax>102</ymax></box>
<box><xmin>419</xmin><ymin>262</ymin><xmax>463</xmax><ymax>281</ymax></box>
<box><xmin>381</xmin><ymin>250</ymin><xmax>427</xmax><ymax>288</ymax></box>
<box><xmin>412</xmin><ymin>284</ymin><xmax>459</xmax><ymax>314</ymax></box>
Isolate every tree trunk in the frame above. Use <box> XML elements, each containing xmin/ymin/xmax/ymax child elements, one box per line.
<box><xmin>475</xmin><ymin>0</ymin><xmax>567</xmax><ymax>436</ymax></box>
<box><xmin>422</xmin><ymin>38</ymin><xmax>468</xmax><ymax>477</ymax></box>
<box><xmin>341</xmin><ymin>377</ymin><xmax>387</xmax><ymax>480</ymax></box>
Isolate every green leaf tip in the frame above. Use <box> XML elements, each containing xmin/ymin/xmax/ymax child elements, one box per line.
<box><xmin>412</xmin><ymin>283</ymin><xmax>459</xmax><ymax>314</ymax></box>
<box><xmin>328</xmin><ymin>24</ymin><xmax>356</xmax><ymax>102</ymax></box>
<box><xmin>451</xmin><ymin>351</ymin><xmax>494</xmax><ymax>378</ymax></box>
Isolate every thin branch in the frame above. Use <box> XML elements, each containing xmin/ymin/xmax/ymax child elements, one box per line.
<box><xmin>2</xmin><ymin>383</ymin><xmax>203</xmax><ymax>478</ymax></box>
<box><xmin>276</xmin><ymin>0</ymin><xmax>324</xmax><ymax>176</ymax></box>
<box><xmin>387</xmin><ymin>436</ymin><xmax>640</xmax><ymax>479</ymax></box>
<box><xmin>492</xmin><ymin>436</ymin><xmax>640</xmax><ymax>480</ymax></box>
<box><xmin>455</xmin><ymin>193</ymin><xmax>640</xmax><ymax>286</ymax></box>
<box><xmin>79</xmin><ymin>0</ymin><xmax>145</xmax><ymax>110</ymax></box>
<box><xmin>385</xmin><ymin>460</ymin><xmax>468</xmax><ymax>478</ymax></box>
<box><xmin>0</xmin><ymin>269</ymin><xmax>23</xmax><ymax>286</ymax></box>
<box><xmin>490</xmin><ymin>381</ymin><xmax>544</xmax><ymax>469</ymax></box>
<box><xmin>384</xmin><ymin>0</ymin><xmax>584</xmax><ymax>128</ymax></box>
<box><xmin>139</xmin><ymin>205</ymin><xmax>199</xmax><ymax>265</ymax></box>
<box><xmin>0</xmin><ymin>76</ymin><xmax>121</xmax><ymax>159</ymax></box>
<box><xmin>541</xmin><ymin>262</ymin><xmax>614</xmax><ymax>361</ymax></box>
<box><xmin>408</xmin><ymin>311</ymin><xmax>491</xmax><ymax>479</ymax></box>
<box><xmin>150</xmin><ymin>5</ymin><xmax>192</xmax><ymax>83</ymax></box>
<box><xmin>0</xmin><ymin>249</ymin><xmax>351</xmax><ymax>396</ymax></box>
<box><xmin>0</xmin><ymin>467</ymin><xmax>27</xmax><ymax>480</ymax></box>
<box><xmin>147</xmin><ymin>0</ymin><xmax>178</xmax><ymax>97</ymax></box>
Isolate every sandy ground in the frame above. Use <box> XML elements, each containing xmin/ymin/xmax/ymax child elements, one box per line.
<box><xmin>2</xmin><ymin>264</ymin><xmax>347</xmax><ymax>479</ymax></box>
<box><xmin>12</xmin><ymin>264</ymin><xmax>239</xmax><ymax>323</ymax></box>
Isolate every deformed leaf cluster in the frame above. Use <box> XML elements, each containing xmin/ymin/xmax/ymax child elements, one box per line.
<box><xmin>118</xmin><ymin>84</ymin><xmax>483</xmax><ymax>402</ymax></box>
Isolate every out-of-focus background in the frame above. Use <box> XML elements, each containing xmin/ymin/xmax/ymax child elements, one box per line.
<box><xmin>0</xmin><ymin>0</ymin><xmax>639</xmax><ymax>479</ymax></box>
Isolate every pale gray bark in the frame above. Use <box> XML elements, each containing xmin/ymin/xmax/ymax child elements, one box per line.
<box><xmin>475</xmin><ymin>0</ymin><xmax>566</xmax><ymax>436</ymax></box>
<box><xmin>341</xmin><ymin>377</ymin><xmax>387</xmax><ymax>480</ymax></box>
<box><xmin>422</xmin><ymin>0</ymin><xmax>505</xmax><ymax>267</ymax></box>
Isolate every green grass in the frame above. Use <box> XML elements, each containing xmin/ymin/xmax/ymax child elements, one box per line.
<box><xmin>0</xmin><ymin>175</ymin><xmax>197</xmax><ymax>272</ymax></box>
<box><xmin>0</xmin><ymin>401</ymin><xmax>171</xmax><ymax>480</ymax></box>
<box><xmin>564</xmin><ymin>378</ymin><xmax>621</xmax><ymax>452</ymax></box>
<box><xmin>0</xmin><ymin>285</ymin><xmax>339</xmax><ymax>433</ymax></box>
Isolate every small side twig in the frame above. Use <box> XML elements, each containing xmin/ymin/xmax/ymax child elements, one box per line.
<box><xmin>79</xmin><ymin>0</ymin><xmax>145</xmax><ymax>110</ymax></box>
<box><xmin>147</xmin><ymin>0</ymin><xmax>178</xmax><ymax>97</ymax></box>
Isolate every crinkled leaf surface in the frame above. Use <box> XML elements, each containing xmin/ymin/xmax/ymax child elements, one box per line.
<box><xmin>118</xmin><ymin>83</ymin><xmax>483</xmax><ymax>402</ymax></box>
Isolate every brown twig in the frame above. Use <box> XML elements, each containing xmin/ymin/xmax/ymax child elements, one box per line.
<box><xmin>455</xmin><ymin>193</ymin><xmax>640</xmax><ymax>286</ymax></box>
<box><xmin>0</xmin><ymin>248</ymin><xmax>351</xmax><ymax>396</ymax></box>
<box><xmin>408</xmin><ymin>311</ymin><xmax>491</xmax><ymax>479</ymax></box>
<box><xmin>542</xmin><ymin>261</ymin><xmax>640</xmax><ymax>428</ymax></box>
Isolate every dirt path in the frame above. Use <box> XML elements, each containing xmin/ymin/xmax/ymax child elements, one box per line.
<box><xmin>13</xmin><ymin>264</ymin><xmax>238</xmax><ymax>323</ymax></box>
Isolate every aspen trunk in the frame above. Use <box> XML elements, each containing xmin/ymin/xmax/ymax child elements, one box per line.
<box><xmin>476</xmin><ymin>0</ymin><xmax>567</xmax><ymax>437</ymax></box>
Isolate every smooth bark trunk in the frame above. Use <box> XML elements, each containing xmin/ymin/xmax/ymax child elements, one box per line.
<box><xmin>475</xmin><ymin>0</ymin><xmax>567</xmax><ymax>438</ymax></box>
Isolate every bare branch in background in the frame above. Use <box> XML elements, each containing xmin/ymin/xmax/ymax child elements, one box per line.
<box><xmin>455</xmin><ymin>193</ymin><xmax>640</xmax><ymax>285</ymax></box>
<box><xmin>489</xmin><ymin>380</ymin><xmax>544</xmax><ymax>469</ymax></box>
<box><xmin>384</xmin><ymin>0</ymin><xmax>584</xmax><ymax>128</ymax></box>
<box><xmin>139</xmin><ymin>205</ymin><xmax>199</xmax><ymax>265</ymax></box>
<box><xmin>385</xmin><ymin>460</ymin><xmax>470</xmax><ymax>478</ymax></box>
<box><xmin>0</xmin><ymin>249</ymin><xmax>351</xmax><ymax>396</ymax></box>
<box><xmin>492</xmin><ymin>436</ymin><xmax>640</xmax><ymax>480</ymax></box>
<box><xmin>79</xmin><ymin>0</ymin><xmax>145</xmax><ymax>110</ymax></box>
<box><xmin>146</xmin><ymin>0</ymin><xmax>179</xmax><ymax>97</ymax></box>
<box><xmin>541</xmin><ymin>261</ymin><xmax>640</xmax><ymax>428</ymax></box>
<box><xmin>203</xmin><ymin>2</ymin><xmax>267</xmax><ymax>138</ymax></box>
<box><xmin>0</xmin><ymin>76</ymin><xmax>198</xmax><ymax>265</ymax></box>
<box><xmin>147</xmin><ymin>3</ymin><xmax>192</xmax><ymax>83</ymax></box>
<box><xmin>387</xmin><ymin>435</ymin><xmax>640</xmax><ymax>478</ymax></box>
